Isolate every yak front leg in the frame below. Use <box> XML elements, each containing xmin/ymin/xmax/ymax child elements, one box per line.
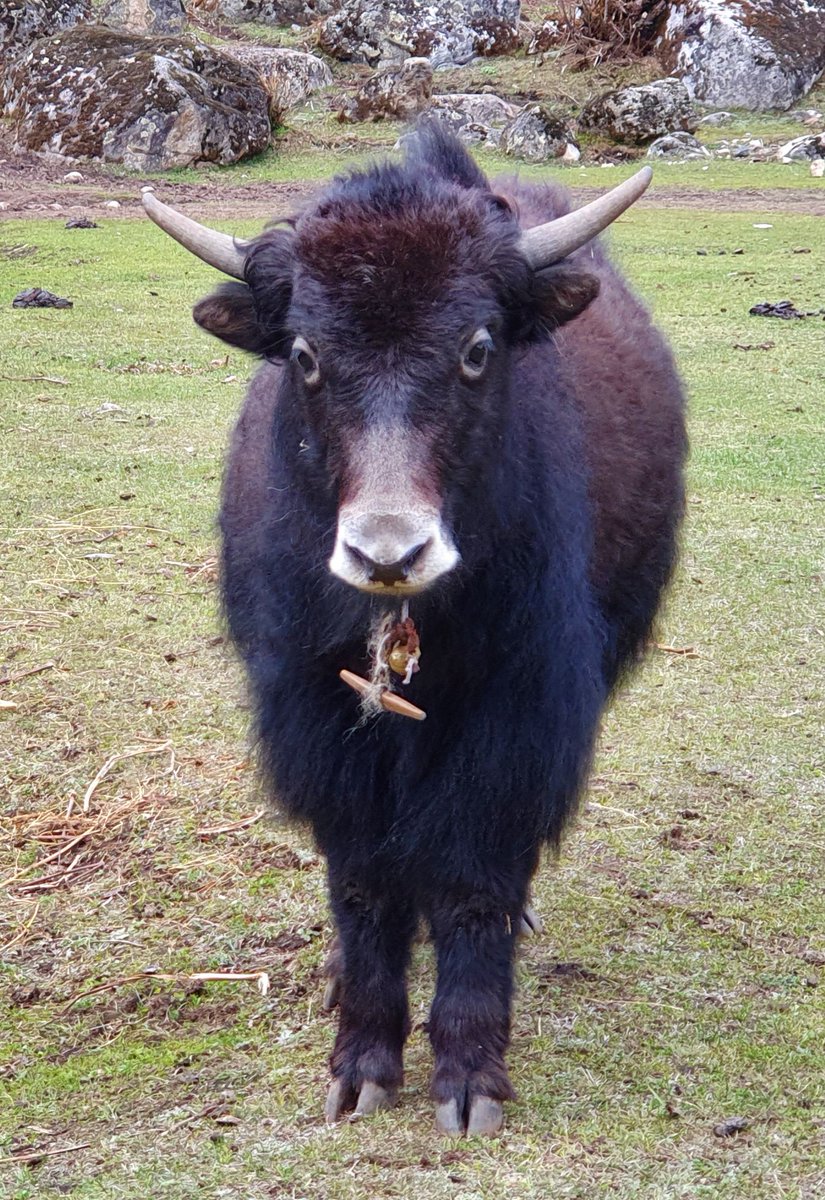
<box><xmin>323</xmin><ymin>863</ymin><xmax>417</xmax><ymax>1123</ymax></box>
<box><xmin>427</xmin><ymin>883</ymin><xmax>529</xmax><ymax>1137</ymax></box>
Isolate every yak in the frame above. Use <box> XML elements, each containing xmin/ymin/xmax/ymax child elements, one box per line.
<box><xmin>144</xmin><ymin>125</ymin><xmax>686</xmax><ymax>1137</ymax></box>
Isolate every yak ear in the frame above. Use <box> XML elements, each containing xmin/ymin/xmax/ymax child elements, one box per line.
<box><xmin>193</xmin><ymin>282</ymin><xmax>270</xmax><ymax>354</ymax></box>
<box><xmin>531</xmin><ymin>264</ymin><xmax>600</xmax><ymax>331</ymax></box>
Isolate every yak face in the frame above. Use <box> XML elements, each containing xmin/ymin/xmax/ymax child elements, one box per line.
<box><xmin>195</xmin><ymin>130</ymin><xmax>599</xmax><ymax>595</ymax></box>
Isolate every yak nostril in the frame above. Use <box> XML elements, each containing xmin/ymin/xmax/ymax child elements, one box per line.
<box><xmin>345</xmin><ymin>541</ymin><xmax>429</xmax><ymax>586</ymax></box>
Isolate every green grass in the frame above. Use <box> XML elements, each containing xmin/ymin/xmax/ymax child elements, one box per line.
<box><xmin>1</xmin><ymin>198</ymin><xmax>823</xmax><ymax>1198</ymax></box>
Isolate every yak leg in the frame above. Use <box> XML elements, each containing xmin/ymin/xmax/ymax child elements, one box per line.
<box><xmin>323</xmin><ymin>862</ymin><xmax>416</xmax><ymax>1123</ymax></box>
<box><xmin>326</xmin><ymin>893</ymin><xmax>539</xmax><ymax>1014</ymax></box>
<box><xmin>427</xmin><ymin>873</ymin><xmax>532</xmax><ymax>1137</ymax></box>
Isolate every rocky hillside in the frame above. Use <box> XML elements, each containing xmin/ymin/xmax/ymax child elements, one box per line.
<box><xmin>0</xmin><ymin>0</ymin><xmax>823</xmax><ymax>171</ymax></box>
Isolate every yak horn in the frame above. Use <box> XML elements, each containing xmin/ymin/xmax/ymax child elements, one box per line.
<box><xmin>141</xmin><ymin>191</ymin><xmax>248</xmax><ymax>280</ymax></box>
<box><xmin>518</xmin><ymin>166</ymin><xmax>652</xmax><ymax>269</ymax></box>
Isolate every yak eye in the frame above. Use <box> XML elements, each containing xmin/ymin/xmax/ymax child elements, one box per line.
<box><xmin>460</xmin><ymin>328</ymin><xmax>493</xmax><ymax>381</ymax></box>
<box><xmin>291</xmin><ymin>336</ymin><xmax>320</xmax><ymax>386</ymax></box>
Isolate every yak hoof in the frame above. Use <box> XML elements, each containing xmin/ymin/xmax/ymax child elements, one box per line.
<box><xmin>322</xmin><ymin>975</ymin><xmax>341</xmax><ymax>1011</ymax></box>
<box><xmin>436</xmin><ymin>1095</ymin><xmax>504</xmax><ymax>1137</ymax></box>
<box><xmin>467</xmin><ymin>1096</ymin><xmax>504</xmax><ymax>1136</ymax></box>
<box><xmin>519</xmin><ymin>904</ymin><xmax>543</xmax><ymax>936</ymax></box>
<box><xmin>435</xmin><ymin>1098</ymin><xmax>463</xmax><ymax>1136</ymax></box>
<box><xmin>325</xmin><ymin>1078</ymin><xmax>396</xmax><ymax>1124</ymax></box>
<box><xmin>351</xmin><ymin>1081</ymin><xmax>397</xmax><ymax>1120</ymax></box>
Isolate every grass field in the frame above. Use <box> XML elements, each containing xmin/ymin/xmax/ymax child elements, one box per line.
<box><xmin>1</xmin><ymin>193</ymin><xmax>823</xmax><ymax>1198</ymax></box>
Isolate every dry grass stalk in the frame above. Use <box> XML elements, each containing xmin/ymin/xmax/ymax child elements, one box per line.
<box><xmin>69</xmin><ymin>739</ymin><xmax>172</xmax><ymax>817</ymax></box>
<box><xmin>1</xmin><ymin>794</ymin><xmax>166</xmax><ymax>892</ymax></box>
<box><xmin>0</xmin><ymin>661</ymin><xmax>55</xmax><ymax>686</ymax></box>
<box><xmin>196</xmin><ymin>808</ymin><xmax>266</xmax><ymax>838</ymax></box>
<box><xmin>557</xmin><ymin>0</ymin><xmax>667</xmax><ymax>66</ymax></box>
<box><xmin>0</xmin><ymin>1143</ymin><xmax>91</xmax><ymax>1166</ymax></box>
<box><xmin>654</xmin><ymin>643</ymin><xmax>700</xmax><ymax>658</ymax></box>
<box><xmin>0</xmin><ymin>901</ymin><xmax>40</xmax><ymax>953</ymax></box>
<box><xmin>64</xmin><ymin>969</ymin><xmax>272</xmax><ymax>1012</ymax></box>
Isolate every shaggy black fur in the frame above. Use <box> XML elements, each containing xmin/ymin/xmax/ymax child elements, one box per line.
<box><xmin>195</xmin><ymin>125</ymin><xmax>687</xmax><ymax>1127</ymax></box>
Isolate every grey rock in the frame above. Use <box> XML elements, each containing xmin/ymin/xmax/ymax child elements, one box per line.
<box><xmin>220</xmin><ymin>45</ymin><xmax>332</xmax><ymax>123</ymax></box>
<box><xmin>788</xmin><ymin>108</ymin><xmax>823</xmax><ymax>123</ymax></box>
<box><xmin>580</xmin><ymin>78</ymin><xmax>698</xmax><ymax>145</ymax></box>
<box><xmin>318</xmin><ymin>0</ymin><xmax>520</xmax><ymax>69</ymax></box>
<box><xmin>203</xmin><ymin>0</ymin><xmax>335</xmax><ymax>26</ymax></box>
<box><xmin>3</xmin><ymin>28</ymin><xmax>271</xmax><ymax>170</ymax></box>
<box><xmin>0</xmin><ymin>0</ymin><xmax>90</xmax><ymax>65</ymax></box>
<box><xmin>338</xmin><ymin>58</ymin><xmax>432</xmax><ymax>122</ymax></box>
<box><xmin>646</xmin><ymin>132</ymin><xmax>711</xmax><ymax>161</ymax></box>
<box><xmin>499</xmin><ymin>104</ymin><xmax>575</xmax><ymax>163</ymax></box>
<box><xmin>100</xmin><ymin>0</ymin><xmax>185</xmax><ymax>34</ymax></box>
<box><xmin>776</xmin><ymin>131</ymin><xmax>825</xmax><ymax>161</ymax></box>
<box><xmin>699</xmin><ymin>111</ymin><xmax>734</xmax><ymax>127</ymax></box>
<box><xmin>656</xmin><ymin>0</ymin><xmax>825</xmax><ymax>112</ymax></box>
<box><xmin>427</xmin><ymin>92</ymin><xmax>518</xmax><ymax>145</ymax></box>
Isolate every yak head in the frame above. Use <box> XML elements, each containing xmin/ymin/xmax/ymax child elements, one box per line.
<box><xmin>144</xmin><ymin>127</ymin><xmax>650</xmax><ymax>596</ymax></box>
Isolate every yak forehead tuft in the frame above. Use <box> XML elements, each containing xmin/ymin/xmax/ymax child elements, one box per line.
<box><xmin>291</xmin><ymin>172</ymin><xmax>521</xmax><ymax>345</ymax></box>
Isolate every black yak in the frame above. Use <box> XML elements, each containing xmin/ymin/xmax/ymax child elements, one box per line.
<box><xmin>144</xmin><ymin>126</ymin><xmax>686</xmax><ymax>1136</ymax></box>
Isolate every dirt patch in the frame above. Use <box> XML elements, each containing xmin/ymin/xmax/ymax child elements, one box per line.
<box><xmin>2</xmin><ymin>126</ymin><xmax>825</xmax><ymax>219</ymax></box>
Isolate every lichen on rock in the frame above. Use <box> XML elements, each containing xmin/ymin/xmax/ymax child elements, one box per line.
<box><xmin>3</xmin><ymin>27</ymin><xmax>272</xmax><ymax>170</ymax></box>
<box><xmin>656</xmin><ymin>0</ymin><xmax>825</xmax><ymax>111</ymax></box>
<box><xmin>580</xmin><ymin>78</ymin><xmax>698</xmax><ymax>145</ymax></box>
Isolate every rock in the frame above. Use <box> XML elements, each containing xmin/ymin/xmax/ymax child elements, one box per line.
<box><xmin>647</xmin><ymin>132</ymin><xmax>711</xmax><ymax>160</ymax></box>
<box><xmin>426</xmin><ymin>92</ymin><xmax>517</xmax><ymax>145</ymax></box>
<box><xmin>13</xmin><ymin>287</ymin><xmax>73</xmax><ymax>309</ymax></box>
<box><xmin>0</xmin><ymin>0</ymin><xmax>90</xmax><ymax>68</ymax></box>
<box><xmin>103</xmin><ymin>200</ymin><xmax>122</xmax><ymax>208</ymax></box>
<box><xmin>789</xmin><ymin>108</ymin><xmax>823</xmax><ymax>124</ymax></box>
<box><xmin>202</xmin><ymin>0</ymin><xmax>335</xmax><ymax>26</ymax></box>
<box><xmin>776</xmin><ymin>132</ymin><xmax>825</xmax><ymax>161</ymax></box>
<box><xmin>318</xmin><ymin>0</ymin><xmax>520</xmax><ymax>69</ymax></box>
<box><xmin>220</xmin><ymin>45</ymin><xmax>333</xmax><ymax>123</ymax></box>
<box><xmin>63</xmin><ymin>170</ymin><xmax>84</xmax><ymax>182</ymax></box>
<box><xmin>656</xmin><ymin>0</ymin><xmax>825</xmax><ymax>112</ymax></box>
<box><xmin>812</xmin><ymin>158</ymin><xmax>825</xmax><ymax>177</ymax></box>
<box><xmin>338</xmin><ymin>58</ymin><xmax>432</xmax><ymax>122</ymax></box>
<box><xmin>3</xmin><ymin>28</ymin><xmax>271</xmax><ymax>170</ymax></box>
<box><xmin>66</xmin><ymin>217</ymin><xmax>99</xmax><ymax>228</ymax></box>
<box><xmin>699</xmin><ymin>111</ymin><xmax>734</xmax><ymax>127</ymax></box>
<box><xmin>499</xmin><ymin>104</ymin><xmax>576</xmax><ymax>163</ymax></box>
<box><xmin>100</xmin><ymin>0</ymin><xmax>185</xmax><ymax>34</ymax></box>
<box><xmin>580</xmin><ymin>78</ymin><xmax>698</xmax><ymax>145</ymax></box>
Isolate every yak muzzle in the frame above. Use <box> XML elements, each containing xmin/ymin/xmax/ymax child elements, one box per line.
<box><xmin>329</xmin><ymin>509</ymin><xmax>458</xmax><ymax>594</ymax></box>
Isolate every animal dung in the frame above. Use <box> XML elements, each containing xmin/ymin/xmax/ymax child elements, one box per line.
<box><xmin>12</xmin><ymin>287</ymin><xmax>73</xmax><ymax>309</ymax></box>
<box><xmin>339</xmin><ymin>670</ymin><xmax>426</xmax><ymax>721</ymax></box>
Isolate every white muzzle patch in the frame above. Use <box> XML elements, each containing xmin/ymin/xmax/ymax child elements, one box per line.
<box><xmin>328</xmin><ymin>426</ymin><xmax>459</xmax><ymax>594</ymax></box>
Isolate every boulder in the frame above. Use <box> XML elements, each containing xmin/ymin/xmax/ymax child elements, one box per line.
<box><xmin>427</xmin><ymin>92</ymin><xmax>518</xmax><ymax>145</ymax></box>
<box><xmin>100</xmin><ymin>0</ymin><xmax>185</xmax><ymax>34</ymax></box>
<box><xmin>220</xmin><ymin>45</ymin><xmax>333</xmax><ymax>123</ymax></box>
<box><xmin>318</xmin><ymin>0</ymin><xmax>520</xmax><ymax>69</ymax></box>
<box><xmin>3</xmin><ymin>28</ymin><xmax>271</xmax><ymax>170</ymax></box>
<box><xmin>338</xmin><ymin>58</ymin><xmax>432</xmax><ymax>122</ymax></box>
<box><xmin>0</xmin><ymin>0</ymin><xmax>90</xmax><ymax>65</ymax></box>
<box><xmin>580</xmin><ymin>78</ymin><xmax>698</xmax><ymax>144</ymax></box>
<box><xmin>646</xmin><ymin>132</ymin><xmax>711</xmax><ymax>160</ymax></box>
<box><xmin>698</xmin><ymin>111</ymin><xmax>734</xmax><ymax>127</ymax></box>
<box><xmin>656</xmin><ymin>0</ymin><xmax>825</xmax><ymax>112</ymax></box>
<box><xmin>776</xmin><ymin>132</ymin><xmax>825</xmax><ymax>161</ymax></box>
<box><xmin>499</xmin><ymin>104</ymin><xmax>576</xmax><ymax>163</ymax></box>
<box><xmin>197</xmin><ymin>0</ymin><xmax>335</xmax><ymax>25</ymax></box>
